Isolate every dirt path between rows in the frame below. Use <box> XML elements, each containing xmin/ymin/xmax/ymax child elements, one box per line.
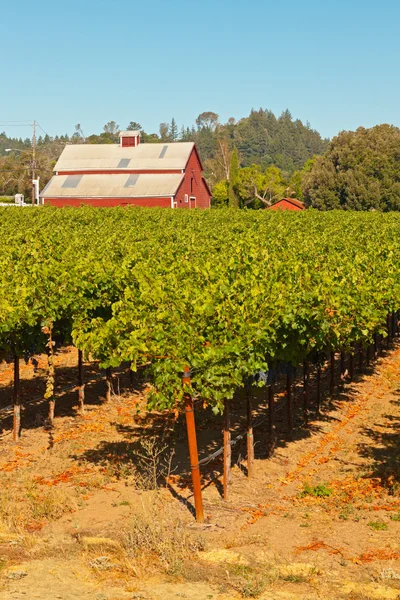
<box><xmin>0</xmin><ymin>344</ymin><xmax>399</xmax><ymax>599</ymax></box>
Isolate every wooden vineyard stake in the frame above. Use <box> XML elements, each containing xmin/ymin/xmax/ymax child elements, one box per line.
<box><xmin>303</xmin><ymin>361</ymin><xmax>309</xmax><ymax>422</ymax></box>
<box><xmin>373</xmin><ymin>332</ymin><xmax>378</xmax><ymax>359</ymax></box>
<box><xmin>105</xmin><ymin>367</ymin><xmax>112</xmax><ymax>402</ymax></box>
<box><xmin>349</xmin><ymin>350</ymin><xmax>354</xmax><ymax>379</ymax></box>
<box><xmin>286</xmin><ymin>371</ymin><xmax>293</xmax><ymax>438</ymax></box>
<box><xmin>78</xmin><ymin>349</ymin><xmax>85</xmax><ymax>415</ymax></box>
<box><xmin>330</xmin><ymin>352</ymin><xmax>335</xmax><ymax>395</ymax></box>
<box><xmin>223</xmin><ymin>399</ymin><xmax>231</xmax><ymax>500</ymax></box>
<box><xmin>366</xmin><ymin>344</ymin><xmax>371</xmax><ymax>367</ymax></box>
<box><xmin>316</xmin><ymin>364</ymin><xmax>321</xmax><ymax>413</ymax></box>
<box><xmin>340</xmin><ymin>351</ymin><xmax>346</xmax><ymax>380</ymax></box>
<box><xmin>392</xmin><ymin>311</ymin><xmax>397</xmax><ymax>338</ymax></box>
<box><xmin>44</xmin><ymin>324</ymin><xmax>56</xmax><ymax>430</ymax></box>
<box><xmin>387</xmin><ymin>314</ymin><xmax>391</xmax><ymax>349</ymax></box>
<box><xmin>129</xmin><ymin>362</ymin><xmax>134</xmax><ymax>388</ymax></box>
<box><xmin>246</xmin><ymin>386</ymin><xmax>254</xmax><ymax>478</ymax></box>
<box><xmin>13</xmin><ymin>354</ymin><xmax>20</xmax><ymax>442</ymax></box>
<box><xmin>268</xmin><ymin>385</ymin><xmax>275</xmax><ymax>456</ymax></box>
<box><xmin>358</xmin><ymin>343</ymin><xmax>363</xmax><ymax>371</ymax></box>
<box><xmin>182</xmin><ymin>367</ymin><xmax>204</xmax><ymax>522</ymax></box>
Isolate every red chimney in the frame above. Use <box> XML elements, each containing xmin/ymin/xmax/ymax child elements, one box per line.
<box><xmin>119</xmin><ymin>130</ymin><xmax>141</xmax><ymax>148</ymax></box>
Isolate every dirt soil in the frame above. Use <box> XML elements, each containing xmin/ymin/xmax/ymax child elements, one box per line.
<box><xmin>0</xmin><ymin>344</ymin><xmax>399</xmax><ymax>599</ymax></box>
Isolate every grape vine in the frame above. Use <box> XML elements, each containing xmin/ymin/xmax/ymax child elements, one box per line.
<box><xmin>0</xmin><ymin>206</ymin><xmax>399</xmax><ymax>418</ymax></box>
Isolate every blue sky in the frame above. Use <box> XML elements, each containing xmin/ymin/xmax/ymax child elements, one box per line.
<box><xmin>1</xmin><ymin>0</ymin><xmax>399</xmax><ymax>141</ymax></box>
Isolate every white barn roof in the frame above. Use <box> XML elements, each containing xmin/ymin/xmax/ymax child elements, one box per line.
<box><xmin>41</xmin><ymin>173</ymin><xmax>184</xmax><ymax>199</ymax></box>
<box><xmin>119</xmin><ymin>130</ymin><xmax>140</xmax><ymax>137</ymax></box>
<box><xmin>54</xmin><ymin>142</ymin><xmax>194</xmax><ymax>172</ymax></box>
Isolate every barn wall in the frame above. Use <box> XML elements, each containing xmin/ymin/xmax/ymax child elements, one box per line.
<box><xmin>44</xmin><ymin>197</ymin><xmax>172</xmax><ymax>208</ymax></box>
<box><xmin>174</xmin><ymin>149</ymin><xmax>211</xmax><ymax>209</ymax></box>
<box><xmin>121</xmin><ymin>136</ymin><xmax>139</xmax><ymax>147</ymax></box>
<box><xmin>44</xmin><ymin>145</ymin><xmax>211</xmax><ymax>210</ymax></box>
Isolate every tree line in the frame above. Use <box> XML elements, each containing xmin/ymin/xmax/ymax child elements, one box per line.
<box><xmin>0</xmin><ymin>109</ymin><xmax>326</xmax><ymax>202</ymax></box>
<box><xmin>212</xmin><ymin>123</ymin><xmax>400</xmax><ymax>210</ymax></box>
<box><xmin>1</xmin><ymin>116</ymin><xmax>400</xmax><ymax>211</ymax></box>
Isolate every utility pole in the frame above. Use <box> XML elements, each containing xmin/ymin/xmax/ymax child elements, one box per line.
<box><xmin>32</xmin><ymin>120</ymin><xmax>36</xmax><ymax>204</ymax></box>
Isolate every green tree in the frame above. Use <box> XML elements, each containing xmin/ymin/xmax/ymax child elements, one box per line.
<box><xmin>169</xmin><ymin>118</ymin><xmax>178</xmax><ymax>142</ymax></box>
<box><xmin>212</xmin><ymin>180</ymin><xmax>229</xmax><ymax>206</ymax></box>
<box><xmin>228</xmin><ymin>148</ymin><xmax>240</xmax><ymax>208</ymax></box>
<box><xmin>103</xmin><ymin>121</ymin><xmax>120</xmax><ymax>141</ymax></box>
<box><xmin>196</xmin><ymin>112</ymin><xmax>219</xmax><ymax>131</ymax></box>
<box><xmin>302</xmin><ymin>125</ymin><xmax>400</xmax><ymax>211</ymax></box>
<box><xmin>141</xmin><ymin>132</ymin><xmax>160</xmax><ymax>143</ymax></box>
<box><xmin>126</xmin><ymin>121</ymin><xmax>142</xmax><ymax>131</ymax></box>
<box><xmin>289</xmin><ymin>158</ymin><xmax>315</xmax><ymax>201</ymax></box>
<box><xmin>233</xmin><ymin>108</ymin><xmax>327</xmax><ymax>173</ymax></box>
<box><xmin>236</xmin><ymin>165</ymin><xmax>286</xmax><ymax>208</ymax></box>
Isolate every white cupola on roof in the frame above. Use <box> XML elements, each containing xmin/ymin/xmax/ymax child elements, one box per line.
<box><xmin>119</xmin><ymin>130</ymin><xmax>141</xmax><ymax>148</ymax></box>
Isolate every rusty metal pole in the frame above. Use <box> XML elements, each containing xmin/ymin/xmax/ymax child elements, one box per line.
<box><xmin>183</xmin><ymin>367</ymin><xmax>204</xmax><ymax>522</ymax></box>
<box><xmin>223</xmin><ymin>399</ymin><xmax>231</xmax><ymax>500</ymax></box>
<box><xmin>13</xmin><ymin>355</ymin><xmax>20</xmax><ymax>442</ymax></box>
<box><xmin>78</xmin><ymin>349</ymin><xmax>85</xmax><ymax>415</ymax></box>
<box><xmin>246</xmin><ymin>385</ymin><xmax>254</xmax><ymax>478</ymax></box>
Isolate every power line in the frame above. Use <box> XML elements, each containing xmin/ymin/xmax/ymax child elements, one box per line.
<box><xmin>0</xmin><ymin>121</ymin><xmax>50</xmax><ymax>138</ymax></box>
<box><xmin>36</xmin><ymin>123</ymin><xmax>50</xmax><ymax>137</ymax></box>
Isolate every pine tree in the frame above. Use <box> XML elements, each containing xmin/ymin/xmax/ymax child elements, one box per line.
<box><xmin>228</xmin><ymin>148</ymin><xmax>240</xmax><ymax>208</ymax></box>
<box><xmin>169</xmin><ymin>118</ymin><xmax>178</xmax><ymax>142</ymax></box>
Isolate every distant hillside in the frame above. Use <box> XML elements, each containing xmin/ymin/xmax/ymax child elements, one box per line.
<box><xmin>189</xmin><ymin>109</ymin><xmax>328</xmax><ymax>177</ymax></box>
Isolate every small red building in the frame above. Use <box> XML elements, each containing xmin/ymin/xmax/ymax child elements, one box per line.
<box><xmin>267</xmin><ymin>198</ymin><xmax>305</xmax><ymax>211</ymax></box>
<box><xmin>40</xmin><ymin>131</ymin><xmax>211</xmax><ymax>209</ymax></box>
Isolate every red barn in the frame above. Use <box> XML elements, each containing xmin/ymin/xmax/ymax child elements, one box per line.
<box><xmin>267</xmin><ymin>198</ymin><xmax>305</xmax><ymax>211</ymax></box>
<box><xmin>40</xmin><ymin>131</ymin><xmax>211</xmax><ymax>209</ymax></box>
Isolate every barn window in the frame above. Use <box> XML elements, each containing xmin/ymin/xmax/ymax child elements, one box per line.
<box><xmin>124</xmin><ymin>174</ymin><xmax>140</xmax><ymax>187</ymax></box>
<box><xmin>62</xmin><ymin>175</ymin><xmax>82</xmax><ymax>188</ymax></box>
<box><xmin>118</xmin><ymin>158</ymin><xmax>131</xmax><ymax>168</ymax></box>
<box><xmin>190</xmin><ymin>177</ymin><xmax>194</xmax><ymax>194</ymax></box>
<box><xmin>159</xmin><ymin>145</ymin><xmax>168</xmax><ymax>158</ymax></box>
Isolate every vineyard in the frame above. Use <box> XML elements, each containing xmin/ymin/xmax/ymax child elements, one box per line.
<box><xmin>1</xmin><ymin>206</ymin><xmax>400</xmax><ymax>597</ymax></box>
<box><xmin>2</xmin><ymin>207</ymin><xmax>400</xmax><ymax>506</ymax></box>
